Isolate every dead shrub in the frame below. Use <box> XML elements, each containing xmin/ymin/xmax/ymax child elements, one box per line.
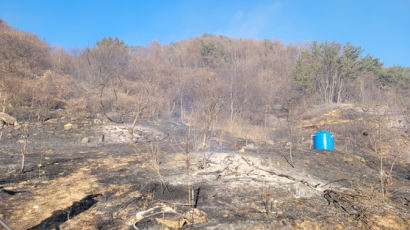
<box><xmin>65</xmin><ymin>98</ymin><xmax>88</xmax><ymax>117</ymax></box>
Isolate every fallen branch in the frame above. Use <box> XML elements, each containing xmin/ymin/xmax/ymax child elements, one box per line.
<box><xmin>240</xmin><ymin>156</ymin><xmax>316</xmax><ymax>189</ymax></box>
<box><xmin>280</xmin><ymin>151</ymin><xmax>295</xmax><ymax>168</ymax></box>
<box><xmin>0</xmin><ymin>218</ymin><xmax>12</xmax><ymax>230</ymax></box>
<box><xmin>320</xmin><ymin>179</ymin><xmax>349</xmax><ymax>188</ymax></box>
<box><xmin>157</xmin><ymin>200</ymin><xmax>192</xmax><ymax>206</ymax></box>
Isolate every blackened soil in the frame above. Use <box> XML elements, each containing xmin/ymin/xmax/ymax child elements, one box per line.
<box><xmin>0</xmin><ymin>118</ymin><xmax>409</xmax><ymax>229</ymax></box>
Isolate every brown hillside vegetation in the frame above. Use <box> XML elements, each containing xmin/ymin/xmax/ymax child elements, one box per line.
<box><xmin>0</xmin><ymin>19</ymin><xmax>409</xmax><ymax>229</ymax></box>
<box><xmin>1</xmin><ymin>19</ymin><xmax>409</xmax><ymax>125</ymax></box>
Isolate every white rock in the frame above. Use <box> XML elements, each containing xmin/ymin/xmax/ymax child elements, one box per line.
<box><xmin>64</xmin><ymin>123</ymin><xmax>72</xmax><ymax>131</ymax></box>
<box><xmin>81</xmin><ymin>137</ymin><xmax>89</xmax><ymax>144</ymax></box>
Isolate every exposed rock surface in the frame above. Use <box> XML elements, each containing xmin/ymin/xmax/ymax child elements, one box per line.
<box><xmin>0</xmin><ymin>112</ymin><xmax>17</xmax><ymax>126</ymax></box>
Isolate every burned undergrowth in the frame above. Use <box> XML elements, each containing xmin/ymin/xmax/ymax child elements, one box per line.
<box><xmin>0</xmin><ymin>106</ymin><xmax>409</xmax><ymax>229</ymax></box>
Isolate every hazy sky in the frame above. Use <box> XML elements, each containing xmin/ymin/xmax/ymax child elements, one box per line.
<box><xmin>0</xmin><ymin>0</ymin><xmax>409</xmax><ymax>66</ymax></box>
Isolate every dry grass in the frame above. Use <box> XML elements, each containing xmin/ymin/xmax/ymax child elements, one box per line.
<box><xmin>2</xmin><ymin>151</ymin><xmax>144</xmax><ymax>229</ymax></box>
<box><xmin>5</xmin><ymin>168</ymin><xmax>99</xmax><ymax>229</ymax></box>
<box><xmin>217</xmin><ymin>118</ymin><xmax>271</xmax><ymax>143</ymax></box>
<box><xmin>369</xmin><ymin>214</ymin><xmax>410</xmax><ymax>230</ymax></box>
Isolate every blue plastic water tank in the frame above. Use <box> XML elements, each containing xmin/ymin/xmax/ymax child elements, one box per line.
<box><xmin>313</xmin><ymin>130</ymin><xmax>334</xmax><ymax>150</ymax></box>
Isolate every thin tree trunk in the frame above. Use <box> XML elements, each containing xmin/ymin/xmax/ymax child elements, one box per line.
<box><xmin>1</xmin><ymin>82</ymin><xmax>6</xmax><ymax>112</ymax></box>
<box><xmin>185</xmin><ymin>124</ymin><xmax>192</xmax><ymax>206</ymax></box>
<box><xmin>180</xmin><ymin>92</ymin><xmax>184</xmax><ymax>123</ymax></box>
<box><xmin>264</xmin><ymin>104</ymin><xmax>268</xmax><ymax>130</ymax></box>
<box><xmin>337</xmin><ymin>79</ymin><xmax>344</xmax><ymax>104</ymax></box>
<box><xmin>330</xmin><ymin>69</ymin><xmax>339</xmax><ymax>103</ymax></box>
<box><xmin>21</xmin><ymin>137</ymin><xmax>27</xmax><ymax>173</ymax></box>
<box><xmin>1</xmin><ymin>92</ymin><xmax>4</xmax><ymax>113</ymax></box>
<box><xmin>380</xmin><ymin>155</ymin><xmax>384</xmax><ymax>196</ymax></box>
<box><xmin>289</xmin><ymin>126</ymin><xmax>293</xmax><ymax>163</ymax></box>
<box><xmin>21</xmin><ymin>152</ymin><xmax>25</xmax><ymax>173</ymax></box>
<box><xmin>230</xmin><ymin>79</ymin><xmax>234</xmax><ymax>124</ymax></box>
<box><xmin>287</xmin><ymin>103</ymin><xmax>294</xmax><ymax>164</ymax></box>
<box><xmin>360</xmin><ymin>78</ymin><xmax>365</xmax><ymax>104</ymax></box>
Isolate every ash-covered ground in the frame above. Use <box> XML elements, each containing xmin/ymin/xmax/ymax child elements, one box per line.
<box><xmin>0</xmin><ymin>109</ymin><xmax>409</xmax><ymax>229</ymax></box>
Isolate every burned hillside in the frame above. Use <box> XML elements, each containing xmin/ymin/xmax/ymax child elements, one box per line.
<box><xmin>0</xmin><ymin>19</ymin><xmax>409</xmax><ymax>229</ymax></box>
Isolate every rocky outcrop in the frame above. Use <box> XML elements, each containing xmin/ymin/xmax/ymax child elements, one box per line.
<box><xmin>0</xmin><ymin>112</ymin><xmax>17</xmax><ymax>126</ymax></box>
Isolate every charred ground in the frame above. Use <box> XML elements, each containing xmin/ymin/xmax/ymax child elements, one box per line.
<box><xmin>0</xmin><ymin>104</ymin><xmax>409</xmax><ymax>230</ymax></box>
